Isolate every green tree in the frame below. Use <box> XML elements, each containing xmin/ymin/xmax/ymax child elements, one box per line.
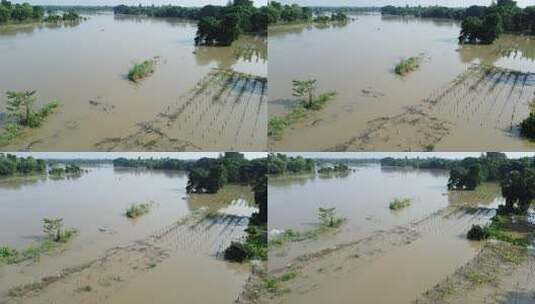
<box><xmin>292</xmin><ymin>79</ymin><xmax>317</xmax><ymax>109</ymax></box>
<box><xmin>6</xmin><ymin>90</ymin><xmax>36</xmax><ymax>126</ymax></box>
<box><xmin>43</xmin><ymin>218</ymin><xmax>63</xmax><ymax>242</ymax></box>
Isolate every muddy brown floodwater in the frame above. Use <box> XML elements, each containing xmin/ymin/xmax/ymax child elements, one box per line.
<box><xmin>268</xmin><ymin>13</ymin><xmax>535</xmax><ymax>151</ymax></box>
<box><xmin>267</xmin><ymin>164</ymin><xmax>506</xmax><ymax>304</ymax></box>
<box><xmin>0</xmin><ymin>165</ymin><xmax>257</xmax><ymax>303</ymax></box>
<box><xmin>0</xmin><ymin>12</ymin><xmax>267</xmax><ymax>151</ymax></box>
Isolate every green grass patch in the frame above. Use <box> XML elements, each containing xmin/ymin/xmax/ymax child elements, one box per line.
<box><xmin>395</xmin><ymin>57</ymin><xmax>420</xmax><ymax>76</ymax></box>
<box><xmin>128</xmin><ymin>59</ymin><xmax>155</xmax><ymax>82</ymax></box>
<box><xmin>389</xmin><ymin>198</ymin><xmax>411</xmax><ymax>210</ymax></box>
<box><xmin>467</xmin><ymin>215</ymin><xmax>530</xmax><ymax>247</ymax></box>
<box><xmin>126</xmin><ymin>203</ymin><xmax>151</xmax><ymax>218</ymax></box>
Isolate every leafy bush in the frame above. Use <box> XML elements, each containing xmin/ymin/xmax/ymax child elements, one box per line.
<box><xmin>223</xmin><ymin>241</ymin><xmax>250</xmax><ymax>262</ymax></box>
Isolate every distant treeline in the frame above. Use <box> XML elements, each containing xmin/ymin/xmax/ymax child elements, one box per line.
<box><xmin>114</xmin><ymin>0</ymin><xmax>267</xmax><ymax>46</ymax></box>
<box><xmin>266</xmin><ymin>2</ymin><xmax>349</xmax><ymax>24</ymax></box>
<box><xmin>380</xmin><ymin>157</ymin><xmax>459</xmax><ymax>169</ymax></box>
<box><xmin>42</xmin><ymin>5</ymin><xmax>113</xmax><ymax>13</ymax></box>
<box><xmin>381</xmin><ymin>5</ymin><xmax>468</xmax><ymax>20</ymax></box>
<box><xmin>311</xmin><ymin>7</ymin><xmax>380</xmax><ymax>14</ymax></box>
<box><xmin>113</xmin><ymin>157</ymin><xmax>194</xmax><ymax>171</ymax></box>
<box><xmin>0</xmin><ymin>1</ymin><xmax>84</xmax><ymax>24</ymax></box>
<box><xmin>268</xmin><ymin>153</ymin><xmax>315</xmax><ymax>175</ymax></box>
<box><xmin>0</xmin><ymin>153</ymin><xmax>46</xmax><ymax>176</ymax></box>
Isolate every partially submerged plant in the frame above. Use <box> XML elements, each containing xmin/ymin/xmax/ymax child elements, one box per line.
<box><xmin>128</xmin><ymin>59</ymin><xmax>156</xmax><ymax>82</ymax></box>
<box><xmin>395</xmin><ymin>57</ymin><xmax>420</xmax><ymax>76</ymax></box>
<box><xmin>389</xmin><ymin>198</ymin><xmax>411</xmax><ymax>210</ymax></box>
<box><xmin>126</xmin><ymin>203</ymin><xmax>151</xmax><ymax>218</ymax></box>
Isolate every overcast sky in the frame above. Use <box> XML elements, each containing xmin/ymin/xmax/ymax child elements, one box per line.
<box><xmin>13</xmin><ymin>0</ymin><xmax>266</xmax><ymax>6</ymax></box>
<box><xmin>278</xmin><ymin>0</ymin><xmax>532</xmax><ymax>8</ymax></box>
<box><xmin>282</xmin><ymin>152</ymin><xmax>535</xmax><ymax>159</ymax></box>
<box><xmin>9</xmin><ymin>152</ymin><xmax>267</xmax><ymax>160</ymax></box>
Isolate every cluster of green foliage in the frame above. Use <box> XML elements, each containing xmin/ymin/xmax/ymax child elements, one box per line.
<box><xmin>389</xmin><ymin>198</ymin><xmax>412</xmax><ymax>210</ymax></box>
<box><xmin>125</xmin><ymin>203</ymin><xmax>151</xmax><ymax>218</ymax></box>
<box><xmin>43</xmin><ymin>11</ymin><xmax>82</xmax><ymax>23</ymax></box>
<box><xmin>5</xmin><ymin>90</ymin><xmax>59</xmax><ymax>128</ymax></box>
<box><xmin>467</xmin><ymin>215</ymin><xmax>530</xmax><ymax>246</ymax></box>
<box><xmin>459</xmin><ymin>0</ymin><xmax>535</xmax><ymax>44</ymax></box>
<box><xmin>314</xmin><ymin>12</ymin><xmax>348</xmax><ymax>23</ymax></box>
<box><xmin>0</xmin><ymin>153</ymin><xmax>46</xmax><ymax>176</ymax></box>
<box><xmin>520</xmin><ymin>111</ymin><xmax>535</xmax><ymax>140</ymax></box>
<box><xmin>224</xmin><ymin>165</ymin><xmax>267</xmax><ymax>263</ymax></box>
<box><xmin>0</xmin><ymin>1</ymin><xmax>44</xmax><ymax>24</ymax></box>
<box><xmin>127</xmin><ymin>59</ymin><xmax>155</xmax><ymax>82</ymax></box>
<box><xmin>270</xmin><ymin>207</ymin><xmax>345</xmax><ymax>247</ymax></box>
<box><xmin>48</xmin><ymin>164</ymin><xmax>82</xmax><ymax>176</ymax></box>
<box><xmin>265</xmin><ymin>1</ymin><xmax>313</xmax><ymax>24</ymax></box>
<box><xmin>186</xmin><ymin>152</ymin><xmax>266</xmax><ymax>194</ymax></box>
<box><xmin>268</xmin><ymin>153</ymin><xmax>315</xmax><ymax>175</ymax></box>
<box><xmin>394</xmin><ymin>57</ymin><xmax>420</xmax><ymax>76</ymax></box>
<box><xmin>195</xmin><ymin>0</ymin><xmax>267</xmax><ymax>46</ymax></box>
<box><xmin>0</xmin><ymin>218</ymin><xmax>76</xmax><ymax>265</ymax></box>
<box><xmin>269</xmin><ymin>79</ymin><xmax>336</xmax><ymax>138</ymax></box>
<box><xmin>317</xmin><ymin>163</ymin><xmax>351</xmax><ymax>175</ymax></box>
<box><xmin>381</xmin><ymin>5</ymin><xmax>468</xmax><ymax>20</ymax></box>
<box><xmin>448</xmin><ymin>164</ymin><xmax>482</xmax><ymax>191</ymax></box>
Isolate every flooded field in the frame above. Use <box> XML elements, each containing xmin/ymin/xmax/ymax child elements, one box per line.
<box><xmin>0</xmin><ymin>13</ymin><xmax>267</xmax><ymax>151</ymax></box>
<box><xmin>0</xmin><ymin>165</ymin><xmax>256</xmax><ymax>303</ymax></box>
<box><xmin>267</xmin><ymin>164</ymin><xmax>506</xmax><ymax>304</ymax></box>
<box><xmin>268</xmin><ymin>14</ymin><xmax>535</xmax><ymax>151</ymax></box>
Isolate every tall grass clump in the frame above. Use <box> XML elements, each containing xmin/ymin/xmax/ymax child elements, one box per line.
<box><xmin>389</xmin><ymin>198</ymin><xmax>411</xmax><ymax>210</ymax></box>
<box><xmin>128</xmin><ymin>59</ymin><xmax>155</xmax><ymax>82</ymax></box>
<box><xmin>395</xmin><ymin>57</ymin><xmax>420</xmax><ymax>76</ymax></box>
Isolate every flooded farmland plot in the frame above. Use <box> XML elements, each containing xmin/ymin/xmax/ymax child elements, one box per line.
<box><xmin>268</xmin><ymin>13</ymin><xmax>535</xmax><ymax>151</ymax></box>
<box><xmin>266</xmin><ymin>164</ymin><xmax>520</xmax><ymax>304</ymax></box>
<box><xmin>0</xmin><ymin>165</ymin><xmax>257</xmax><ymax>304</ymax></box>
<box><xmin>0</xmin><ymin>13</ymin><xmax>267</xmax><ymax>151</ymax></box>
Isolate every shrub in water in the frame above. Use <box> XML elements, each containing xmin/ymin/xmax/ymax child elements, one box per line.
<box><xmin>467</xmin><ymin>224</ymin><xmax>489</xmax><ymax>241</ymax></box>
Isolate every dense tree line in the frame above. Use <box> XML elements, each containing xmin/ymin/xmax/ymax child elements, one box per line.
<box><xmin>113</xmin><ymin>157</ymin><xmax>193</xmax><ymax>171</ymax></box>
<box><xmin>0</xmin><ymin>1</ymin><xmax>43</xmax><ymax>24</ymax></box>
<box><xmin>0</xmin><ymin>153</ymin><xmax>46</xmax><ymax>176</ymax></box>
<box><xmin>318</xmin><ymin>163</ymin><xmax>351</xmax><ymax>175</ymax></box>
<box><xmin>186</xmin><ymin>152</ymin><xmax>266</xmax><ymax>194</ymax></box>
<box><xmin>458</xmin><ymin>0</ymin><xmax>535</xmax><ymax>44</ymax></box>
<box><xmin>268</xmin><ymin>153</ymin><xmax>315</xmax><ymax>175</ymax></box>
<box><xmin>114</xmin><ymin>1</ymin><xmax>267</xmax><ymax>46</ymax></box>
<box><xmin>264</xmin><ymin>1</ymin><xmax>312</xmax><ymax>24</ymax></box>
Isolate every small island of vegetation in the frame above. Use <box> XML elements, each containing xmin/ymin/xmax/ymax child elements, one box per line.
<box><xmin>126</xmin><ymin>202</ymin><xmax>151</xmax><ymax>218</ymax></box>
<box><xmin>317</xmin><ymin>163</ymin><xmax>351</xmax><ymax>175</ymax></box>
<box><xmin>128</xmin><ymin>58</ymin><xmax>156</xmax><ymax>83</ymax></box>
<box><xmin>389</xmin><ymin>198</ymin><xmax>411</xmax><ymax>210</ymax></box>
<box><xmin>394</xmin><ymin>57</ymin><xmax>421</xmax><ymax>76</ymax></box>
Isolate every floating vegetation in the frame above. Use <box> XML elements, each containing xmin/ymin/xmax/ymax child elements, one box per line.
<box><xmin>128</xmin><ymin>58</ymin><xmax>156</xmax><ymax>82</ymax></box>
<box><xmin>269</xmin><ymin>79</ymin><xmax>336</xmax><ymax>139</ymax></box>
<box><xmin>96</xmin><ymin>69</ymin><xmax>267</xmax><ymax>151</ymax></box>
<box><xmin>126</xmin><ymin>202</ymin><xmax>151</xmax><ymax>218</ymax></box>
<box><xmin>394</xmin><ymin>56</ymin><xmax>421</xmax><ymax>76</ymax></box>
<box><xmin>389</xmin><ymin>198</ymin><xmax>411</xmax><ymax>210</ymax></box>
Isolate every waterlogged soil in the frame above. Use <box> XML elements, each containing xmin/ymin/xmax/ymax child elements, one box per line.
<box><xmin>0</xmin><ymin>13</ymin><xmax>267</xmax><ymax>151</ymax></box>
<box><xmin>268</xmin><ymin>14</ymin><xmax>535</xmax><ymax>151</ymax></box>
<box><xmin>266</xmin><ymin>164</ymin><xmax>506</xmax><ymax>304</ymax></box>
<box><xmin>0</xmin><ymin>166</ymin><xmax>256</xmax><ymax>303</ymax></box>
